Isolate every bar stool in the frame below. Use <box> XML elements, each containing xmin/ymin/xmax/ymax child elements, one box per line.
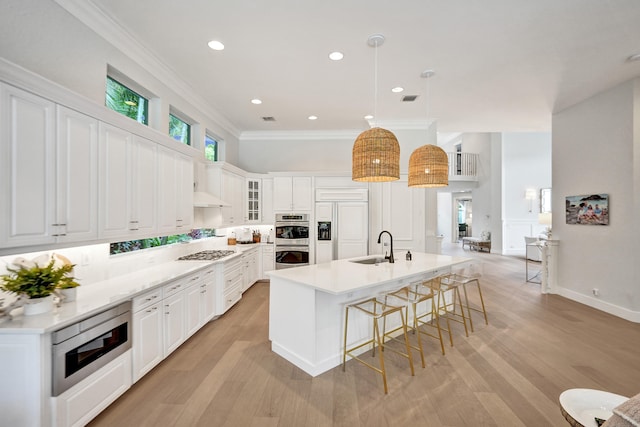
<box><xmin>382</xmin><ymin>287</ymin><xmax>426</xmax><ymax>368</ymax></box>
<box><xmin>386</xmin><ymin>283</ymin><xmax>448</xmax><ymax>360</ymax></box>
<box><xmin>441</xmin><ymin>272</ymin><xmax>488</xmax><ymax>332</ymax></box>
<box><xmin>422</xmin><ymin>275</ymin><xmax>469</xmax><ymax>342</ymax></box>
<box><xmin>342</xmin><ymin>296</ymin><xmax>415</xmax><ymax>394</ymax></box>
<box><xmin>411</xmin><ymin>279</ymin><xmax>451</xmax><ymax>355</ymax></box>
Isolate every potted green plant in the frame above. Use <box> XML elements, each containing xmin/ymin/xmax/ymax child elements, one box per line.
<box><xmin>1</xmin><ymin>255</ymin><xmax>79</xmax><ymax>315</ymax></box>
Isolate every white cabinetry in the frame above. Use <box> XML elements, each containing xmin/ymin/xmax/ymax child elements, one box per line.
<box><xmin>132</xmin><ymin>289</ymin><xmax>163</xmax><ymax>383</ymax></box>
<box><xmin>0</xmin><ymin>85</ymin><xmax>99</xmax><ymax>248</ymax></box>
<box><xmin>242</xmin><ymin>247</ymin><xmax>260</xmax><ymax>292</ymax></box>
<box><xmin>157</xmin><ymin>148</ymin><xmax>194</xmax><ymax>234</ymax></box>
<box><xmin>246</xmin><ymin>178</ymin><xmax>261</xmax><ymax>223</ymax></box>
<box><xmin>133</xmin><ymin>266</ymin><xmax>215</xmax><ymax>383</ymax></box>
<box><xmin>99</xmin><ymin>123</ymin><xmax>159</xmax><ymax>239</ymax></box>
<box><xmin>55</xmin><ymin>106</ymin><xmax>99</xmax><ymax>243</ymax></box>
<box><xmin>261</xmin><ymin>244</ymin><xmax>275</xmax><ymax>279</ymax></box>
<box><xmin>176</xmin><ymin>153</ymin><xmax>194</xmax><ymax>230</ymax></box>
<box><xmin>163</xmin><ymin>279</ymin><xmax>187</xmax><ymax>357</ymax></box>
<box><xmin>262</xmin><ymin>177</ymin><xmax>274</xmax><ymax>224</ymax></box>
<box><xmin>273</xmin><ymin>176</ymin><xmax>313</xmax><ymax>212</ymax></box>
<box><xmin>375</xmin><ymin>178</ymin><xmax>425</xmax><ymax>253</ymax></box>
<box><xmin>218</xmin><ymin>256</ymin><xmax>243</xmax><ymax>314</ymax></box>
<box><xmin>206</xmin><ymin>163</ymin><xmax>245</xmax><ymax>227</ymax></box>
<box><xmin>0</xmin><ymin>334</ymin><xmax>48</xmax><ymax>426</ymax></box>
<box><xmin>54</xmin><ymin>351</ymin><xmax>132</xmax><ymax>427</ymax></box>
<box><xmin>222</xmin><ymin>170</ymin><xmax>244</xmax><ymax>226</ymax></box>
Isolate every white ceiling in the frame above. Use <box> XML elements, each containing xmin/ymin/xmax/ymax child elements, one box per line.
<box><xmin>84</xmin><ymin>0</ymin><xmax>640</xmax><ymax>135</ymax></box>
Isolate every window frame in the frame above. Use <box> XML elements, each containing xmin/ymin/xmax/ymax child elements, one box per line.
<box><xmin>204</xmin><ymin>133</ymin><xmax>218</xmax><ymax>161</ymax></box>
<box><xmin>105</xmin><ymin>75</ymin><xmax>149</xmax><ymax>125</ymax></box>
<box><xmin>169</xmin><ymin>110</ymin><xmax>192</xmax><ymax>146</ymax></box>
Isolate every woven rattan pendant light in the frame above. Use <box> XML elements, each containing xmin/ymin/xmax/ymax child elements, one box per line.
<box><xmin>352</xmin><ymin>34</ymin><xmax>400</xmax><ymax>182</ymax></box>
<box><xmin>408</xmin><ymin>70</ymin><xmax>448</xmax><ymax>187</ymax></box>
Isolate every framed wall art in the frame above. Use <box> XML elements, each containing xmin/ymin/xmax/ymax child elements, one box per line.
<box><xmin>565</xmin><ymin>194</ymin><xmax>609</xmax><ymax>225</ymax></box>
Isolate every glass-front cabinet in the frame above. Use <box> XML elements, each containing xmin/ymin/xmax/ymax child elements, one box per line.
<box><xmin>246</xmin><ymin>178</ymin><xmax>261</xmax><ymax>223</ymax></box>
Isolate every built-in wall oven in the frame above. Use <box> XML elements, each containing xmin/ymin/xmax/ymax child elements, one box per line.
<box><xmin>275</xmin><ymin>213</ymin><xmax>310</xmax><ymax>269</ymax></box>
<box><xmin>52</xmin><ymin>301</ymin><xmax>132</xmax><ymax>396</ymax></box>
<box><xmin>275</xmin><ymin>246</ymin><xmax>310</xmax><ymax>269</ymax></box>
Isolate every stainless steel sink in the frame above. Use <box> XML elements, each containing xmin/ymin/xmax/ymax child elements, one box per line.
<box><xmin>350</xmin><ymin>257</ymin><xmax>389</xmax><ymax>265</ymax></box>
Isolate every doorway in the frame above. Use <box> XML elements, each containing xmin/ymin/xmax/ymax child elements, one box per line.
<box><xmin>453</xmin><ymin>196</ymin><xmax>472</xmax><ymax>242</ymax></box>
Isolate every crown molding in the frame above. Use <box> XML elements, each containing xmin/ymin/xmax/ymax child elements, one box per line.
<box><xmin>239</xmin><ymin>130</ymin><xmax>362</xmax><ymax>141</ymax></box>
<box><xmin>53</xmin><ymin>0</ymin><xmax>241</xmax><ymax>138</ymax></box>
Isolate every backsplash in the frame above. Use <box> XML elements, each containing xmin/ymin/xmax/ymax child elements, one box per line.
<box><xmin>0</xmin><ymin>225</ymin><xmax>273</xmax><ymax>289</ymax></box>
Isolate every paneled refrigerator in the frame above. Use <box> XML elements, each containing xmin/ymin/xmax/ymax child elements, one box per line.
<box><xmin>315</xmin><ymin>188</ymin><xmax>368</xmax><ymax>264</ymax></box>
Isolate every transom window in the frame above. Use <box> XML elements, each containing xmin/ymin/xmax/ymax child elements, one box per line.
<box><xmin>110</xmin><ymin>229</ymin><xmax>216</xmax><ymax>255</ymax></box>
<box><xmin>169</xmin><ymin>113</ymin><xmax>191</xmax><ymax>145</ymax></box>
<box><xmin>205</xmin><ymin>134</ymin><xmax>218</xmax><ymax>161</ymax></box>
<box><xmin>105</xmin><ymin>76</ymin><xmax>148</xmax><ymax>125</ymax></box>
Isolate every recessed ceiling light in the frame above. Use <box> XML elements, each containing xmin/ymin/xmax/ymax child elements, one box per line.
<box><xmin>308</xmin><ymin>115</ymin><xmax>318</xmax><ymax>120</ymax></box>
<box><xmin>364</xmin><ymin>114</ymin><xmax>374</xmax><ymax>120</ymax></box>
<box><xmin>124</xmin><ymin>100</ymin><xmax>137</xmax><ymax>106</ymax></box>
<box><xmin>627</xmin><ymin>53</ymin><xmax>640</xmax><ymax>62</ymax></box>
<box><xmin>329</xmin><ymin>51</ymin><xmax>344</xmax><ymax>61</ymax></box>
<box><xmin>251</xmin><ymin>99</ymin><xmax>262</xmax><ymax>105</ymax></box>
<box><xmin>391</xmin><ymin>87</ymin><xmax>404</xmax><ymax>93</ymax></box>
<box><xmin>207</xmin><ymin>40</ymin><xmax>225</xmax><ymax>51</ymax></box>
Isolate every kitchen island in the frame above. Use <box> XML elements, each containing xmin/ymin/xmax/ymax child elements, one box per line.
<box><xmin>267</xmin><ymin>251</ymin><xmax>471</xmax><ymax>376</ymax></box>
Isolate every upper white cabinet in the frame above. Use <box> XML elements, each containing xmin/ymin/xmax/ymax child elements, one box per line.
<box><xmin>98</xmin><ymin>122</ymin><xmax>131</xmax><ymax>239</ymax></box>
<box><xmin>273</xmin><ymin>176</ymin><xmax>312</xmax><ymax>212</ymax></box>
<box><xmin>99</xmin><ymin>124</ymin><xmax>159</xmax><ymax>239</ymax></box>
<box><xmin>176</xmin><ymin>153</ymin><xmax>194</xmax><ymax>231</ymax></box>
<box><xmin>262</xmin><ymin>177</ymin><xmax>274</xmax><ymax>224</ymax></box>
<box><xmin>0</xmin><ymin>84</ymin><xmax>99</xmax><ymax>248</ymax></box>
<box><xmin>246</xmin><ymin>178</ymin><xmax>261</xmax><ymax>223</ymax></box>
<box><xmin>222</xmin><ymin>170</ymin><xmax>244</xmax><ymax>226</ymax></box>
<box><xmin>57</xmin><ymin>106</ymin><xmax>99</xmax><ymax>243</ymax></box>
<box><xmin>157</xmin><ymin>147</ymin><xmax>193</xmax><ymax>234</ymax></box>
<box><xmin>206</xmin><ymin>163</ymin><xmax>245</xmax><ymax>228</ymax></box>
<box><xmin>131</xmin><ymin>136</ymin><xmax>157</xmax><ymax>235</ymax></box>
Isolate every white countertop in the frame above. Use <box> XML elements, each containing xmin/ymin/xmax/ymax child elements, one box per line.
<box><xmin>267</xmin><ymin>251</ymin><xmax>470</xmax><ymax>295</ymax></box>
<box><xmin>0</xmin><ymin>247</ymin><xmax>256</xmax><ymax>334</ymax></box>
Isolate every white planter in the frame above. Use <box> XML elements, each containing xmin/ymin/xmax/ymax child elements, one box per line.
<box><xmin>60</xmin><ymin>287</ymin><xmax>77</xmax><ymax>302</ymax></box>
<box><xmin>23</xmin><ymin>295</ymin><xmax>54</xmax><ymax>316</ymax></box>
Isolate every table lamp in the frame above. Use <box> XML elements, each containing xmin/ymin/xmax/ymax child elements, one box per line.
<box><xmin>539</xmin><ymin>212</ymin><xmax>552</xmax><ymax>239</ymax></box>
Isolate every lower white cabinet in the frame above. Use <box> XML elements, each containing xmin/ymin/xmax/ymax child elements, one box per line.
<box><xmin>54</xmin><ymin>351</ymin><xmax>132</xmax><ymax>427</ymax></box>
<box><xmin>132</xmin><ymin>289</ymin><xmax>163</xmax><ymax>383</ymax></box>
<box><xmin>242</xmin><ymin>247</ymin><xmax>260</xmax><ymax>292</ymax></box>
<box><xmin>218</xmin><ymin>257</ymin><xmax>243</xmax><ymax>314</ymax></box>
<box><xmin>162</xmin><ymin>280</ymin><xmax>187</xmax><ymax>357</ymax></box>
<box><xmin>262</xmin><ymin>244</ymin><xmax>275</xmax><ymax>279</ymax></box>
<box><xmin>133</xmin><ymin>266</ymin><xmax>217</xmax><ymax>382</ymax></box>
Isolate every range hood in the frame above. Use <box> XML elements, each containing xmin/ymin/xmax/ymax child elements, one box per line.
<box><xmin>193</xmin><ymin>191</ymin><xmax>230</xmax><ymax>208</ymax></box>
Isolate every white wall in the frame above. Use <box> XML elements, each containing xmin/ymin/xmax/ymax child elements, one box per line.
<box><xmin>501</xmin><ymin>133</ymin><xmax>552</xmax><ymax>255</ymax></box>
<box><xmin>553</xmin><ymin>79</ymin><xmax>639</xmax><ymax>320</ymax></box>
<box><xmin>238</xmin><ymin>134</ymin><xmax>356</xmax><ymax>173</ymax></box>
<box><xmin>0</xmin><ymin>0</ymin><xmax>240</xmax><ymax>162</ymax></box>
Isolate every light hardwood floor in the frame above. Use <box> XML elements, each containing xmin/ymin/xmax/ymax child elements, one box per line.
<box><xmin>90</xmin><ymin>245</ymin><xmax>640</xmax><ymax>427</ymax></box>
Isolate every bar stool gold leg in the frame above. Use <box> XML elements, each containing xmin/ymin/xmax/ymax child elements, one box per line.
<box><xmin>342</xmin><ymin>297</ymin><xmax>415</xmax><ymax>394</ymax></box>
<box><xmin>342</xmin><ymin>306</ymin><xmax>349</xmax><ymax>371</ymax></box>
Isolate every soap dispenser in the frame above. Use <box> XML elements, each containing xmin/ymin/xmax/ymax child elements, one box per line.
<box><xmin>406</xmin><ymin>250</ymin><xmax>412</xmax><ymax>261</ymax></box>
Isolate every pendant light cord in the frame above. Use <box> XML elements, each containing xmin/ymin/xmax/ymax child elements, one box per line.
<box><xmin>374</xmin><ymin>40</ymin><xmax>378</xmax><ymax>128</ymax></box>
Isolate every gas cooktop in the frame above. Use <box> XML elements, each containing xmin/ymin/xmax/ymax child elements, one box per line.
<box><xmin>177</xmin><ymin>250</ymin><xmax>236</xmax><ymax>261</ymax></box>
